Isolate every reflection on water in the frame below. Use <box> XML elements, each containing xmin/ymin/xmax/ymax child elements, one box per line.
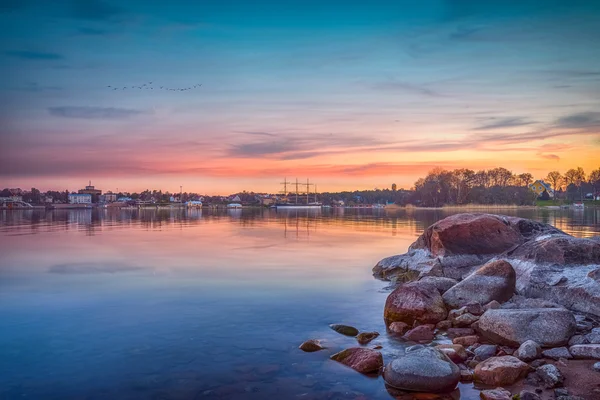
<box><xmin>0</xmin><ymin>207</ymin><xmax>598</xmax><ymax>400</ymax></box>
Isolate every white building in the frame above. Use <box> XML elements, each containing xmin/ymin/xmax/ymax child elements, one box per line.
<box><xmin>69</xmin><ymin>193</ymin><xmax>92</xmax><ymax>204</ymax></box>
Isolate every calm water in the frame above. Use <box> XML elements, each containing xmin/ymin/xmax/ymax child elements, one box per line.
<box><xmin>1</xmin><ymin>207</ymin><xmax>599</xmax><ymax>400</ymax></box>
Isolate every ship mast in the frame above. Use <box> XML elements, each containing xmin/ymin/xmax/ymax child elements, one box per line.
<box><xmin>280</xmin><ymin>178</ymin><xmax>291</xmax><ymax>199</ymax></box>
<box><xmin>295</xmin><ymin>178</ymin><xmax>299</xmax><ymax>204</ymax></box>
<box><xmin>305</xmin><ymin>178</ymin><xmax>313</xmax><ymax>204</ymax></box>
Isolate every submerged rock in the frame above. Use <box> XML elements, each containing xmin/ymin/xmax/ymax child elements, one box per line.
<box><xmin>473</xmin><ymin>355</ymin><xmax>530</xmax><ymax>386</ymax></box>
<box><xmin>330</xmin><ymin>347</ymin><xmax>383</xmax><ymax>374</ymax></box>
<box><xmin>442</xmin><ymin>260</ymin><xmax>516</xmax><ymax>309</ymax></box>
<box><xmin>356</xmin><ymin>331</ymin><xmax>379</xmax><ymax>345</ymax></box>
<box><xmin>383</xmin><ymin>347</ymin><xmax>460</xmax><ymax>393</ymax></box>
<box><xmin>477</xmin><ymin>308</ymin><xmax>576</xmax><ymax>347</ymax></box>
<box><xmin>384</xmin><ymin>281</ymin><xmax>447</xmax><ymax>326</ymax></box>
<box><xmin>329</xmin><ymin>324</ymin><xmax>359</xmax><ymax>337</ymax></box>
<box><xmin>403</xmin><ymin>324</ymin><xmax>435</xmax><ymax>342</ymax></box>
<box><xmin>299</xmin><ymin>339</ymin><xmax>325</xmax><ymax>352</ymax></box>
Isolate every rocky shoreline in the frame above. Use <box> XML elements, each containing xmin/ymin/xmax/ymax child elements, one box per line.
<box><xmin>300</xmin><ymin>213</ymin><xmax>600</xmax><ymax>399</ymax></box>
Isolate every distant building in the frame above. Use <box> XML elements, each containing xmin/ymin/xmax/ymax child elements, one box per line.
<box><xmin>529</xmin><ymin>180</ymin><xmax>554</xmax><ymax>198</ymax></box>
<box><xmin>257</xmin><ymin>196</ymin><xmax>275</xmax><ymax>206</ymax></box>
<box><xmin>78</xmin><ymin>181</ymin><xmax>102</xmax><ymax>196</ymax></box>
<box><xmin>230</xmin><ymin>195</ymin><xmax>241</xmax><ymax>202</ymax></box>
<box><xmin>69</xmin><ymin>193</ymin><xmax>92</xmax><ymax>204</ymax></box>
<box><xmin>99</xmin><ymin>192</ymin><xmax>117</xmax><ymax>203</ymax></box>
<box><xmin>117</xmin><ymin>197</ymin><xmax>132</xmax><ymax>202</ymax></box>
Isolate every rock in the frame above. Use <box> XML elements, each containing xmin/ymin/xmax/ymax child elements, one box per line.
<box><xmin>435</xmin><ymin>344</ymin><xmax>468</xmax><ymax>363</ymax></box>
<box><xmin>556</xmin><ymin>396</ymin><xmax>585</xmax><ymax>400</ymax></box>
<box><xmin>442</xmin><ymin>260</ymin><xmax>516</xmax><ymax>309</ymax></box>
<box><xmin>485</xmin><ymin>300</ymin><xmax>502</xmax><ymax>310</ymax></box>
<box><xmin>329</xmin><ymin>324</ymin><xmax>359</xmax><ymax>337</ymax></box>
<box><xmin>383</xmin><ymin>347</ymin><xmax>460</xmax><ymax>393</ymax></box>
<box><xmin>452</xmin><ymin>313</ymin><xmax>479</xmax><ymax>328</ymax></box>
<box><xmin>593</xmin><ymin>362</ymin><xmax>600</xmax><ymax>372</ymax></box>
<box><xmin>403</xmin><ymin>324</ymin><xmax>435</xmax><ymax>341</ymax></box>
<box><xmin>554</xmin><ymin>388</ymin><xmax>569</xmax><ymax>397</ymax></box>
<box><xmin>447</xmin><ymin>327</ymin><xmax>475</xmax><ymax>339</ymax></box>
<box><xmin>519</xmin><ymin>391</ymin><xmax>541</xmax><ymax>400</ymax></box>
<box><xmin>299</xmin><ymin>339</ymin><xmax>325</xmax><ymax>352</ymax></box>
<box><xmin>436</xmin><ymin>320</ymin><xmax>452</xmax><ymax>330</ymax></box>
<box><xmin>372</xmin><ymin>250</ymin><xmax>443</xmax><ymax>281</ymax></box>
<box><xmin>372</xmin><ymin>345</ymin><xmax>383</xmax><ymax>350</ymax></box>
<box><xmin>536</xmin><ymin>364</ymin><xmax>564</xmax><ymax>388</ymax></box>
<box><xmin>541</xmin><ymin>347</ymin><xmax>572</xmax><ymax>360</ymax></box>
<box><xmin>389</xmin><ymin>321</ymin><xmax>410</xmax><ymax>334</ymax></box>
<box><xmin>465</xmin><ymin>302</ymin><xmax>485</xmax><ymax>316</ymax></box>
<box><xmin>507</xmin><ymin>233</ymin><xmax>600</xmax><ymax>265</ymax></box>
<box><xmin>467</xmin><ymin>359</ymin><xmax>479</xmax><ymax>369</ymax></box>
<box><xmin>459</xmin><ymin>369</ymin><xmax>473</xmax><ymax>382</ymax></box>
<box><xmin>474</xmin><ymin>344</ymin><xmax>498</xmax><ymax>361</ymax></box>
<box><xmin>330</xmin><ymin>348</ymin><xmax>383</xmax><ymax>374</ymax></box>
<box><xmin>384</xmin><ymin>282</ymin><xmax>448</xmax><ymax>326</ymax></box>
<box><xmin>417</xmin><ymin>276</ymin><xmax>459</xmax><ymax>294</ymax></box>
<box><xmin>453</xmin><ymin>335</ymin><xmax>479</xmax><ymax>346</ymax></box>
<box><xmin>515</xmin><ymin>340</ymin><xmax>542</xmax><ymax>362</ymax></box>
<box><xmin>586</xmin><ymin>327</ymin><xmax>600</xmax><ymax>344</ymax></box>
<box><xmin>569</xmin><ymin>344</ymin><xmax>600</xmax><ymax>359</ymax></box>
<box><xmin>576</xmin><ymin>320</ymin><xmax>593</xmax><ymax>332</ymax></box>
<box><xmin>568</xmin><ymin>335</ymin><xmax>589</xmax><ymax>346</ymax></box>
<box><xmin>480</xmin><ymin>387</ymin><xmax>512</xmax><ymax>400</ymax></box>
<box><xmin>356</xmin><ymin>331</ymin><xmax>379</xmax><ymax>345</ymax></box>
<box><xmin>473</xmin><ymin>355</ymin><xmax>530</xmax><ymax>386</ymax></box>
<box><xmin>477</xmin><ymin>308</ymin><xmax>576</xmax><ymax>347</ymax></box>
<box><xmin>530</xmin><ymin>359</ymin><xmax>546</xmax><ymax>368</ymax></box>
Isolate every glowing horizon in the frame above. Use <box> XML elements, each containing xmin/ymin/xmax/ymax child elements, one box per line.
<box><xmin>1</xmin><ymin>1</ymin><xmax>599</xmax><ymax>194</ymax></box>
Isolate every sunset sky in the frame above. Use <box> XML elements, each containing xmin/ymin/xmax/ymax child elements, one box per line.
<box><xmin>1</xmin><ymin>0</ymin><xmax>599</xmax><ymax>194</ymax></box>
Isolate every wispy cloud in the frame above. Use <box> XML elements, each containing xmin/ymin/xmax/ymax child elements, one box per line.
<box><xmin>372</xmin><ymin>81</ymin><xmax>442</xmax><ymax>97</ymax></box>
<box><xmin>48</xmin><ymin>106</ymin><xmax>148</xmax><ymax>120</ymax></box>
<box><xmin>538</xmin><ymin>153</ymin><xmax>560</xmax><ymax>161</ymax></box>
<box><xmin>473</xmin><ymin>117</ymin><xmax>536</xmax><ymax>130</ymax></box>
<box><xmin>237</xmin><ymin>131</ymin><xmax>278</xmax><ymax>137</ymax></box>
<box><xmin>555</xmin><ymin>111</ymin><xmax>600</xmax><ymax>129</ymax></box>
<box><xmin>5</xmin><ymin>50</ymin><xmax>64</xmax><ymax>60</ymax></box>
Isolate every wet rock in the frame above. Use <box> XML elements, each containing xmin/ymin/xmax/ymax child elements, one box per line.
<box><xmin>569</xmin><ymin>344</ymin><xmax>600</xmax><ymax>359</ymax></box>
<box><xmin>417</xmin><ymin>276</ymin><xmax>459</xmax><ymax>294</ymax></box>
<box><xmin>556</xmin><ymin>396</ymin><xmax>585</xmax><ymax>400</ymax></box>
<box><xmin>372</xmin><ymin>344</ymin><xmax>383</xmax><ymax>350</ymax></box>
<box><xmin>389</xmin><ymin>321</ymin><xmax>410</xmax><ymax>334</ymax></box>
<box><xmin>435</xmin><ymin>344</ymin><xmax>468</xmax><ymax>363</ymax></box>
<box><xmin>467</xmin><ymin>359</ymin><xmax>479</xmax><ymax>369</ymax></box>
<box><xmin>329</xmin><ymin>324</ymin><xmax>359</xmax><ymax>337</ymax></box>
<box><xmin>405</xmin><ymin>344</ymin><xmax>425</xmax><ymax>352</ymax></box>
<box><xmin>442</xmin><ymin>260</ymin><xmax>516</xmax><ymax>309</ymax></box>
<box><xmin>568</xmin><ymin>335</ymin><xmax>588</xmax><ymax>346</ymax></box>
<box><xmin>436</xmin><ymin>320</ymin><xmax>452</xmax><ymax>330</ymax></box>
<box><xmin>330</xmin><ymin>347</ymin><xmax>383</xmax><ymax>374</ymax></box>
<box><xmin>474</xmin><ymin>344</ymin><xmax>498</xmax><ymax>361</ymax></box>
<box><xmin>372</xmin><ymin>250</ymin><xmax>443</xmax><ymax>281</ymax></box>
<box><xmin>384</xmin><ymin>282</ymin><xmax>448</xmax><ymax>326</ymax></box>
<box><xmin>299</xmin><ymin>339</ymin><xmax>325</xmax><ymax>352</ymax></box>
<box><xmin>446</xmin><ymin>327</ymin><xmax>475</xmax><ymax>339</ymax></box>
<box><xmin>507</xmin><ymin>233</ymin><xmax>600</xmax><ymax>266</ymax></box>
<box><xmin>515</xmin><ymin>340</ymin><xmax>542</xmax><ymax>362</ymax></box>
<box><xmin>519</xmin><ymin>391</ymin><xmax>541</xmax><ymax>400</ymax></box>
<box><xmin>484</xmin><ymin>300</ymin><xmax>502</xmax><ymax>311</ymax></box>
<box><xmin>477</xmin><ymin>308</ymin><xmax>576</xmax><ymax>347</ymax></box>
<box><xmin>593</xmin><ymin>362</ymin><xmax>600</xmax><ymax>372</ymax></box>
<box><xmin>403</xmin><ymin>324</ymin><xmax>435</xmax><ymax>342</ymax></box>
<box><xmin>536</xmin><ymin>364</ymin><xmax>564</xmax><ymax>388</ymax></box>
<box><xmin>383</xmin><ymin>347</ymin><xmax>460</xmax><ymax>393</ymax></box>
<box><xmin>576</xmin><ymin>320</ymin><xmax>593</xmax><ymax>332</ymax></box>
<box><xmin>586</xmin><ymin>327</ymin><xmax>600</xmax><ymax>344</ymax></box>
<box><xmin>554</xmin><ymin>388</ymin><xmax>569</xmax><ymax>397</ymax></box>
<box><xmin>541</xmin><ymin>347</ymin><xmax>572</xmax><ymax>360</ymax></box>
<box><xmin>480</xmin><ymin>387</ymin><xmax>512</xmax><ymax>400</ymax></box>
<box><xmin>473</xmin><ymin>355</ymin><xmax>530</xmax><ymax>386</ymax></box>
<box><xmin>356</xmin><ymin>331</ymin><xmax>379</xmax><ymax>345</ymax></box>
<box><xmin>453</xmin><ymin>335</ymin><xmax>479</xmax><ymax>346</ymax></box>
<box><xmin>459</xmin><ymin>369</ymin><xmax>473</xmax><ymax>382</ymax></box>
<box><xmin>451</xmin><ymin>313</ymin><xmax>479</xmax><ymax>328</ymax></box>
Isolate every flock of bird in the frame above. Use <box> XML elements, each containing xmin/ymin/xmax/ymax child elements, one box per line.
<box><xmin>107</xmin><ymin>81</ymin><xmax>202</xmax><ymax>91</ymax></box>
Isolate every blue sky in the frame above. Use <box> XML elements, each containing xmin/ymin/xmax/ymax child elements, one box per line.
<box><xmin>1</xmin><ymin>0</ymin><xmax>599</xmax><ymax>193</ymax></box>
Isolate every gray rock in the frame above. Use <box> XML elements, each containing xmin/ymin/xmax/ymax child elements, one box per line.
<box><xmin>541</xmin><ymin>347</ymin><xmax>572</xmax><ymax>360</ymax></box>
<box><xmin>329</xmin><ymin>324</ymin><xmax>359</xmax><ymax>337</ymax></box>
<box><xmin>373</xmin><ymin>250</ymin><xmax>443</xmax><ymax>281</ymax></box>
<box><xmin>536</xmin><ymin>364</ymin><xmax>564</xmax><ymax>388</ymax></box>
<box><xmin>484</xmin><ymin>300</ymin><xmax>502</xmax><ymax>310</ymax></box>
<box><xmin>442</xmin><ymin>260</ymin><xmax>516</xmax><ymax>309</ymax></box>
<box><xmin>515</xmin><ymin>340</ymin><xmax>542</xmax><ymax>362</ymax></box>
<box><xmin>569</xmin><ymin>344</ymin><xmax>600</xmax><ymax>359</ymax></box>
<box><xmin>568</xmin><ymin>335</ymin><xmax>589</xmax><ymax>346</ymax></box>
<box><xmin>477</xmin><ymin>308</ymin><xmax>576</xmax><ymax>347</ymax></box>
<box><xmin>554</xmin><ymin>388</ymin><xmax>569</xmax><ymax>397</ymax></box>
<box><xmin>417</xmin><ymin>276</ymin><xmax>458</xmax><ymax>294</ymax></box>
<box><xmin>586</xmin><ymin>327</ymin><xmax>600</xmax><ymax>344</ymax></box>
<box><xmin>519</xmin><ymin>391</ymin><xmax>541</xmax><ymax>400</ymax></box>
<box><xmin>480</xmin><ymin>387</ymin><xmax>511</xmax><ymax>400</ymax></box>
<box><xmin>474</xmin><ymin>344</ymin><xmax>498</xmax><ymax>361</ymax></box>
<box><xmin>530</xmin><ymin>359</ymin><xmax>546</xmax><ymax>368</ymax></box>
<box><xmin>383</xmin><ymin>347</ymin><xmax>460</xmax><ymax>393</ymax></box>
<box><xmin>593</xmin><ymin>362</ymin><xmax>600</xmax><ymax>372</ymax></box>
<box><xmin>452</xmin><ymin>313</ymin><xmax>479</xmax><ymax>327</ymax></box>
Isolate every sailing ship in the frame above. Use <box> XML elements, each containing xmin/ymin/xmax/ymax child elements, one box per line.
<box><xmin>274</xmin><ymin>178</ymin><xmax>322</xmax><ymax>210</ymax></box>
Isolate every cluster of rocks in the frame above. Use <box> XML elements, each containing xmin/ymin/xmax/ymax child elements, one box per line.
<box><xmin>300</xmin><ymin>214</ymin><xmax>600</xmax><ymax>399</ymax></box>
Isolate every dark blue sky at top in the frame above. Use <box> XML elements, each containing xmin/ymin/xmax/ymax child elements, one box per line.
<box><xmin>0</xmin><ymin>0</ymin><xmax>599</xmax><ymax>191</ymax></box>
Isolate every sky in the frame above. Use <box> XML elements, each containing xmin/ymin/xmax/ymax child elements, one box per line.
<box><xmin>0</xmin><ymin>0</ymin><xmax>599</xmax><ymax>195</ymax></box>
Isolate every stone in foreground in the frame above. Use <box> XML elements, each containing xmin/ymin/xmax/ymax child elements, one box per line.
<box><xmin>515</xmin><ymin>340</ymin><xmax>542</xmax><ymax>362</ymax></box>
<box><xmin>569</xmin><ymin>344</ymin><xmax>600</xmax><ymax>359</ymax></box>
<box><xmin>541</xmin><ymin>347</ymin><xmax>572</xmax><ymax>360</ymax></box>
<box><xmin>476</xmin><ymin>308</ymin><xmax>576</xmax><ymax>347</ymax></box>
<box><xmin>473</xmin><ymin>355</ymin><xmax>530</xmax><ymax>386</ymax></box>
<box><xmin>536</xmin><ymin>364</ymin><xmax>564</xmax><ymax>388</ymax></box>
<box><xmin>330</xmin><ymin>347</ymin><xmax>382</xmax><ymax>374</ymax></box>
<box><xmin>383</xmin><ymin>347</ymin><xmax>460</xmax><ymax>393</ymax></box>
<box><xmin>299</xmin><ymin>339</ymin><xmax>325</xmax><ymax>352</ymax></box>
<box><xmin>384</xmin><ymin>281</ymin><xmax>447</xmax><ymax>326</ymax></box>
<box><xmin>356</xmin><ymin>331</ymin><xmax>379</xmax><ymax>345</ymax></box>
<box><xmin>329</xmin><ymin>324</ymin><xmax>359</xmax><ymax>337</ymax></box>
<box><xmin>403</xmin><ymin>324</ymin><xmax>435</xmax><ymax>341</ymax></box>
<box><xmin>480</xmin><ymin>387</ymin><xmax>512</xmax><ymax>400</ymax></box>
<box><xmin>435</xmin><ymin>344</ymin><xmax>468</xmax><ymax>363</ymax></box>
<box><xmin>442</xmin><ymin>260</ymin><xmax>516</xmax><ymax>309</ymax></box>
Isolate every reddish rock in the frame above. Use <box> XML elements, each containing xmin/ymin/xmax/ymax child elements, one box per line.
<box><xmin>435</xmin><ymin>344</ymin><xmax>468</xmax><ymax>363</ymax></box>
<box><xmin>403</xmin><ymin>324</ymin><xmax>435</xmax><ymax>341</ymax></box>
<box><xmin>507</xmin><ymin>235</ymin><xmax>600</xmax><ymax>265</ymax></box>
<box><xmin>330</xmin><ymin>347</ymin><xmax>383</xmax><ymax>374</ymax></box>
<box><xmin>356</xmin><ymin>331</ymin><xmax>379</xmax><ymax>345</ymax></box>
<box><xmin>389</xmin><ymin>321</ymin><xmax>410</xmax><ymax>335</ymax></box>
<box><xmin>474</xmin><ymin>356</ymin><xmax>530</xmax><ymax>386</ymax></box>
<box><xmin>447</xmin><ymin>328</ymin><xmax>475</xmax><ymax>339</ymax></box>
<box><xmin>480</xmin><ymin>387</ymin><xmax>512</xmax><ymax>400</ymax></box>
<box><xmin>436</xmin><ymin>320</ymin><xmax>452</xmax><ymax>330</ymax></box>
<box><xmin>384</xmin><ymin>282</ymin><xmax>448</xmax><ymax>326</ymax></box>
<box><xmin>453</xmin><ymin>335</ymin><xmax>479</xmax><ymax>346</ymax></box>
<box><xmin>460</xmin><ymin>369</ymin><xmax>473</xmax><ymax>382</ymax></box>
<box><xmin>452</xmin><ymin>313</ymin><xmax>479</xmax><ymax>328</ymax></box>
<box><xmin>484</xmin><ymin>300</ymin><xmax>502</xmax><ymax>311</ymax></box>
<box><xmin>299</xmin><ymin>339</ymin><xmax>325</xmax><ymax>352</ymax></box>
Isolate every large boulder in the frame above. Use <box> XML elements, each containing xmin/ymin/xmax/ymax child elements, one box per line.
<box><xmin>477</xmin><ymin>308</ymin><xmax>576</xmax><ymax>347</ymax></box>
<box><xmin>569</xmin><ymin>344</ymin><xmax>600</xmax><ymax>359</ymax></box>
<box><xmin>330</xmin><ymin>347</ymin><xmax>383</xmax><ymax>374</ymax></box>
<box><xmin>473</xmin><ymin>355</ymin><xmax>530</xmax><ymax>386</ymax></box>
<box><xmin>383</xmin><ymin>347</ymin><xmax>460</xmax><ymax>393</ymax></box>
<box><xmin>384</xmin><ymin>282</ymin><xmax>447</xmax><ymax>325</ymax></box>
<box><xmin>442</xmin><ymin>260</ymin><xmax>516</xmax><ymax>308</ymax></box>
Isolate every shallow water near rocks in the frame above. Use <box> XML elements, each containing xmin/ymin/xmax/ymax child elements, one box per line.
<box><xmin>1</xmin><ymin>207</ymin><xmax>598</xmax><ymax>399</ymax></box>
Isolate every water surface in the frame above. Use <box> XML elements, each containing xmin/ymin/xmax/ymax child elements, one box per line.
<box><xmin>1</xmin><ymin>207</ymin><xmax>598</xmax><ymax>399</ymax></box>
